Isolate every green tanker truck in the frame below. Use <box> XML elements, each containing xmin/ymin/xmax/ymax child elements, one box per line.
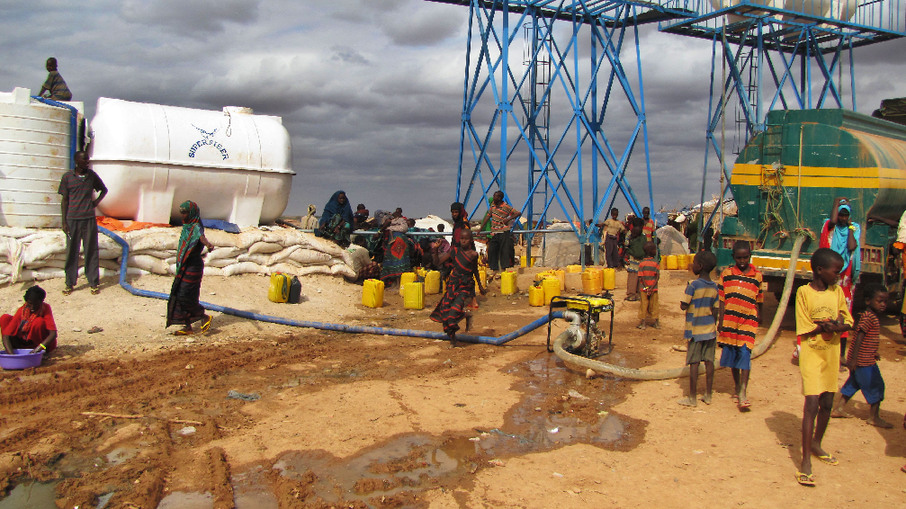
<box><xmin>716</xmin><ymin>108</ymin><xmax>906</xmax><ymax>301</ymax></box>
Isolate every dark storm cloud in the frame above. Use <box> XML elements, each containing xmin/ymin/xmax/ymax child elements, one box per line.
<box><xmin>3</xmin><ymin>0</ymin><xmax>905</xmax><ymax>220</ymax></box>
<box><xmin>119</xmin><ymin>0</ymin><xmax>260</xmax><ymax>36</ymax></box>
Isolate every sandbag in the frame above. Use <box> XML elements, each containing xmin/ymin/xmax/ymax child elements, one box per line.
<box><xmin>248</xmin><ymin>241</ymin><xmax>284</xmax><ymax>255</ymax></box>
<box><xmin>0</xmin><ymin>227</ymin><xmax>34</xmax><ymax>239</ymax></box>
<box><xmin>23</xmin><ymin>234</ymin><xmax>66</xmax><ymax>265</ymax></box>
<box><xmin>126</xmin><ymin>229</ymin><xmax>178</xmax><ymax>252</ymax></box>
<box><xmin>19</xmin><ymin>268</ymin><xmax>65</xmax><ymax>281</ymax></box>
<box><xmin>25</xmin><ymin>259</ymin><xmax>66</xmax><ymax>270</ymax></box>
<box><xmin>267</xmin><ymin>245</ymin><xmax>302</xmax><ymax>265</ymax></box>
<box><xmin>203</xmin><ymin>266</ymin><xmax>224</xmax><ymax>277</ymax></box>
<box><xmin>204</xmin><ymin>229</ymin><xmax>240</xmax><ymax>248</ymax></box>
<box><xmin>221</xmin><ymin>261</ymin><xmax>265</xmax><ymax>276</ymax></box>
<box><xmin>341</xmin><ymin>245</ymin><xmax>371</xmax><ymax>275</ymax></box>
<box><xmin>205</xmin><ymin>246</ymin><xmax>241</xmax><ymax>261</ymax></box>
<box><xmin>237</xmin><ymin>253</ymin><xmax>272</xmax><ymax>265</ymax></box>
<box><xmin>288</xmin><ymin>248</ymin><xmax>332</xmax><ymax>265</ymax></box>
<box><xmin>129</xmin><ymin>249</ymin><xmax>174</xmax><ymax>259</ymax></box>
<box><xmin>128</xmin><ymin>254</ymin><xmax>171</xmax><ymax>275</ymax></box>
<box><xmin>206</xmin><ymin>257</ymin><xmax>240</xmax><ymax>268</ymax></box>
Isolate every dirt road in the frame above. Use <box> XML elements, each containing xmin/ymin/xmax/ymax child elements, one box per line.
<box><xmin>1</xmin><ymin>269</ymin><xmax>905</xmax><ymax>508</ymax></box>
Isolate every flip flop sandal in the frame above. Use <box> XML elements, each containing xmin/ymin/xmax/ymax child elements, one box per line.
<box><xmin>738</xmin><ymin>399</ymin><xmax>752</xmax><ymax>409</ymax></box>
<box><xmin>174</xmin><ymin>329</ymin><xmax>194</xmax><ymax>336</ymax></box>
<box><xmin>815</xmin><ymin>454</ymin><xmax>839</xmax><ymax>466</ymax></box>
<box><xmin>62</xmin><ymin>286</ymin><xmax>73</xmax><ymax>296</ymax></box>
<box><xmin>90</xmin><ymin>287</ymin><xmax>100</xmax><ymax>295</ymax></box>
<box><xmin>795</xmin><ymin>471</ymin><xmax>815</xmax><ymax>486</ymax></box>
<box><xmin>199</xmin><ymin>316</ymin><xmax>213</xmax><ymax>333</ymax></box>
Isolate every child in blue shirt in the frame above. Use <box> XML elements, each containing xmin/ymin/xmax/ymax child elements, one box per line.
<box><xmin>678</xmin><ymin>251</ymin><xmax>719</xmax><ymax>407</ymax></box>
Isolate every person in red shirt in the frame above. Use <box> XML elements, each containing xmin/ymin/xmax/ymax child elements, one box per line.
<box><xmin>636</xmin><ymin>241</ymin><xmax>660</xmax><ymax>330</ymax></box>
<box><xmin>1</xmin><ymin>286</ymin><xmax>58</xmax><ymax>354</ymax></box>
<box><xmin>832</xmin><ymin>284</ymin><xmax>892</xmax><ymax>428</ymax></box>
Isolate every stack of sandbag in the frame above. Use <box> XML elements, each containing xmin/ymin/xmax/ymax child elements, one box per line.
<box><xmin>0</xmin><ymin>225</ymin><xmax>370</xmax><ymax>284</ymax></box>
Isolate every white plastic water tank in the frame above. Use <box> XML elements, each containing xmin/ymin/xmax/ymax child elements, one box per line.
<box><xmin>89</xmin><ymin>98</ymin><xmax>294</xmax><ymax>227</ymax></box>
<box><xmin>0</xmin><ymin>88</ymin><xmax>83</xmax><ymax>228</ymax></box>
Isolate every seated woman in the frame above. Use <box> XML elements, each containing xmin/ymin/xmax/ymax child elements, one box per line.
<box><xmin>316</xmin><ymin>191</ymin><xmax>354</xmax><ymax>247</ymax></box>
<box><xmin>2</xmin><ymin>286</ymin><xmax>58</xmax><ymax>354</ymax></box>
<box><xmin>380</xmin><ymin>208</ymin><xmax>413</xmax><ymax>287</ymax></box>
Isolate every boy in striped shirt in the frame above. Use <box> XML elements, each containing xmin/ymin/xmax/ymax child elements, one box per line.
<box><xmin>636</xmin><ymin>241</ymin><xmax>660</xmax><ymax>330</ymax></box>
<box><xmin>678</xmin><ymin>251</ymin><xmax>719</xmax><ymax>407</ymax></box>
<box><xmin>717</xmin><ymin>240</ymin><xmax>763</xmax><ymax>410</ymax></box>
<box><xmin>832</xmin><ymin>284</ymin><xmax>892</xmax><ymax>428</ymax></box>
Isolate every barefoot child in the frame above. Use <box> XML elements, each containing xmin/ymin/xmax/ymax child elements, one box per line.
<box><xmin>678</xmin><ymin>251</ymin><xmax>719</xmax><ymax>407</ymax></box>
<box><xmin>794</xmin><ymin>247</ymin><xmax>853</xmax><ymax>486</ymax></box>
<box><xmin>637</xmin><ymin>241</ymin><xmax>660</xmax><ymax>329</ymax></box>
<box><xmin>430</xmin><ymin>229</ymin><xmax>485</xmax><ymax>344</ymax></box>
<box><xmin>1</xmin><ymin>286</ymin><xmax>58</xmax><ymax>354</ymax></box>
<box><xmin>832</xmin><ymin>284</ymin><xmax>892</xmax><ymax>428</ymax></box>
<box><xmin>717</xmin><ymin>240</ymin><xmax>763</xmax><ymax>410</ymax></box>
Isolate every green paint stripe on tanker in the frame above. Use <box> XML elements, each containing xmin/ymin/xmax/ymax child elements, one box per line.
<box><xmin>731</xmin><ymin>164</ymin><xmax>906</xmax><ymax>188</ymax></box>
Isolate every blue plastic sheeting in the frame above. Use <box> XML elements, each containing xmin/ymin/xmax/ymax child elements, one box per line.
<box><xmin>99</xmin><ymin>226</ymin><xmax>562</xmax><ymax>345</ymax></box>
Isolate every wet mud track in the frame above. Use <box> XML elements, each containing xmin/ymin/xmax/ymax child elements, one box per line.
<box><xmin>0</xmin><ymin>326</ymin><xmax>649</xmax><ymax>508</ymax></box>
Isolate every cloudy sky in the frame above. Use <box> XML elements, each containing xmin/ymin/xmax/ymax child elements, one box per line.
<box><xmin>3</xmin><ymin>0</ymin><xmax>904</xmax><ymax>222</ymax></box>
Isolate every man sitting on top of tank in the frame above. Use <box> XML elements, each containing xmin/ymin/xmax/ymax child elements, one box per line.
<box><xmin>38</xmin><ymin>57</ymin><xmax>72</xmax><ymax>101</ymax></box>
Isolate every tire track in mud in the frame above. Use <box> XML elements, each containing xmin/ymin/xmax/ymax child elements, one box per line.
<box><xmin>2</xmin><ymin>322</ymin><xmax>649</xmax><ymax>507</ymax></box>
<box><xmin>0</xmin><ymin>329</ymin><xmax>477</xmax><ymax>505</ymax></box>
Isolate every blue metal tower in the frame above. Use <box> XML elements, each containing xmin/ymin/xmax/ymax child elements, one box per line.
<box><xmin>426</xmin><ymin>1</ymin><xmax>691</xmax><ymax>260</ymax></box>
<box><xmin>428</xmin><ymin>1</ymin><xmax>904</xmax><ymax>256</ymax></box>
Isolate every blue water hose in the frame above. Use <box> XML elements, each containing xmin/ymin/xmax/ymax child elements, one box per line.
<box><xmin>99</xmin><ymin>227</ymin><xmax>563</xmax><ymax>345</ymax></box>
<box><xmin>31</xmin><ymin>96</ymin><xmax>79</xmax><ymax>169</ymax></box>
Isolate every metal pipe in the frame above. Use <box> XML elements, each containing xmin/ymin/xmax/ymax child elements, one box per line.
<box><xmin>99</xmin><ymin>226</ymin><xmax>563</xmax><ymax>346</ymax></box>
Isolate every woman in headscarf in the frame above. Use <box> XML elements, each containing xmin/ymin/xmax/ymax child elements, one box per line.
<box><xmin>316</xmin><ymin>191</ymin><xmax>354</xmax><ymax>247</ymax></box>
<box><xmin>379</xmin><ymin>208</ymin><xmax>413</xmax><ymax>287</ymax></box>
<box><xmin>167</xmin><ymin>201</ymin><xmax>214</xmax><ymax>335</ymax></box>
<box><xmin>450</xmin><ymin>202</ymin><xmax>470</xmax><ymax>244</ymax></box>
<box><xmin>819</xmin><ymin>197</ymin><xmax>861</xmax><ymax>310</ymax></box>
<box><xmin>819</xmin><ymin>197</ymin><xmax>860</xmax><ymax>359</ymax></box>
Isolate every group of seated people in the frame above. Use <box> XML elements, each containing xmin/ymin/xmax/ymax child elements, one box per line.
<box><xmin>314</xmin><ymin>191</ymin><xmax>463</xmax><ymax>288</ymax></box>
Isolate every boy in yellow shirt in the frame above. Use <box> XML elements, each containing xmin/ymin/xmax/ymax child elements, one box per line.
<box><xmin>794</xmin><ymin>247</ymin><xmax>853</xmax><ymax>486</ymax></box>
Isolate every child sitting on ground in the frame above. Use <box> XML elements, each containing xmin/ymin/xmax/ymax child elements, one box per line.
<box><xmin>637</xmin><ymin>241</ymin><xmax>660</xmax><ymax>330</ymax></box>
<box><xmin>717</xmin><ymin>240</ymin><xmax>763</xmax><ymax>410</ymax></box>
<box><xmin>678</xmin><ymin>250</ymin><xmax>719</xmax><ymax>407</ymax></box>
<box><xmin>794</xmin><ymin>247</ymin><xmax>853</xmax><ymax>487</ymax></box>
<box><xmin>831</xmin><ymin>283</ymin><xmax>893</xmax><ymax>428</ymax></box>
<box><xmin>1</xmin><ymin>285</ymin><xmax>58</xmax><ymax>354</ymax></box>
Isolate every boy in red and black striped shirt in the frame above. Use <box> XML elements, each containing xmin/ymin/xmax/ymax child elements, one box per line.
<box><xmin>636</xmin><ymin>241</ymin><xmax>660</xmax><ymax>330</ymax></box>
<box><xmin>832</xmin><ymin>284</ymin><xmax>892</xmax><ymax>428</ymax></box>
<box><xmin>717</xmin><ymin>240</ymin><xmax>763</xmax><ymax>410</ymax></box>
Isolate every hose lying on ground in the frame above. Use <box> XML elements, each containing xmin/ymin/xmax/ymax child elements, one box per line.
<box><xmin>100</xmin><ymin>227</ymin><xmax>564</xmax><ymax>346</ymax></box>
<box><xmin>553</xmin><ymin>234</ymin><xmax>807</xmax><ymax>380</ymax></box>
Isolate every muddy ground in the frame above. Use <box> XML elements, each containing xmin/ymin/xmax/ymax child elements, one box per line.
<box><xmin>1</xmin><ymin>268</ymin><xmax>905</xmax><ymax>508</ymax></box>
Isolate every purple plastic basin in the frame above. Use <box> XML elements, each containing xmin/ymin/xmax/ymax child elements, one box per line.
<box><xmin>0</xmin><ymin>349</ymin><xmax>44</xmax><ymax>370</ymax></box>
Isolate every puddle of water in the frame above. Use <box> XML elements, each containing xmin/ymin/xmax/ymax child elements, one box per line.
<box><xmin>105</xmin><ymin>446</ymin><xmax>140</xmax><ymax>466</ymax></box>
<box><xmin>157</xmin><ymin>491</ymin><xmax>214</xmax><ymax>509</ymax></box>
<box><xmin>235</xmin><ymin>491</ymin><xmax>280</xmax><ymax>509</ymax></box>
<box><xmin>0</xmin><ymin>481</ymin><xmax>59</xmax><ymax>509</ymax></box>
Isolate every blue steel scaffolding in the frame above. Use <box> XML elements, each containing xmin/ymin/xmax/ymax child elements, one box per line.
<box><xmin>427</xmin><ymin>0</ymin><xmax>904</xmax><ymax>258</ymax></box>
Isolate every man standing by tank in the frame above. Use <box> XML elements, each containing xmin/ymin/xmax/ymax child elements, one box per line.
<box><xmin>480</xmin><ymin>190</ymin><xmax>520</xmax><ymax>275</ymax></box>
<box><xmin>38</xmin><ymin>57</ymin><xmax>72</xmax><ymax>101</ymax></box>
<box><xmin>59</xmin><ymin>151</ymin><xmax>107</xmax><ymax>295</ymax></box>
